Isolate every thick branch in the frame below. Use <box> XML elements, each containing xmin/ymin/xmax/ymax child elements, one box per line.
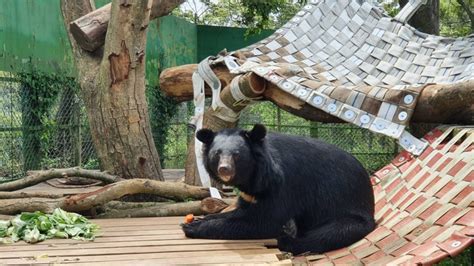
<box><xmin>159</xmin><ymin>65</ymin><xmax>474</xmax><ymax>124</ymax></box>
<box><xmin>200</xmin><ymin>197</ymin><xmax>235</xmax><ymax>214</ymax></box>
<box><xmin>0</xmin><ymin>192</ymin><xmax>63</xmax><ymax>199</ymax></box>
<box><xmin>97</xmin><ymin>201</ymin><xmax>203</xmax><ymax>218</ymax></box>
<box><xmin>62</xmin><ymin>179</ymin><xmax>210</xmax><ymax>212</ymax></box>
<box><xmin>0</xmin><ymin>168</ymin><xmax>121</xmax><ymax>192</ymax></box>
<box><xmin>159</xmin><ymin>64</ymin><xmax>235</xmax><ymax>102</ymax></box>
<box><xmin>70</xmin><ymin>0</ymin><xmax>185</xmax><ymax>51</ymax></box>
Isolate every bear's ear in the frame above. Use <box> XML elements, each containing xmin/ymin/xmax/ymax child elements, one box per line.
<box><xmin>247</xmin><ymin>124</ymin><xmax>267</xmax><ymax>142</ymax></box>
<box><xmin>196</xmin><ymin>128</ymin><xmax>215</xmax><ymax>145</ymax></box>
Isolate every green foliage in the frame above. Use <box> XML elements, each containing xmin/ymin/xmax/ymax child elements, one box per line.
<box><xmin>0</xmin><ymin>208</ymin><xmax>99</xmax><ymax>244</ymax></box>
<box><xmin>176</xmin><ymin>0</ymin><xmax>472</xmax><ymax>37</ymax></box>
<box><xmin>174</xmin><ymin>0</ymin><xmax>307</xmax><ymax>32</ymax></box>
<box><xmin>16</xmin><ymin>71</ymin><xmax>80</xmax><ymax>171</ymax></box>
<box><xmin>440</xmin><ymin>0</ymin><xmax>473</xmax><ymax>36</ymax></box>
<box><xmin>83</xmin><ymin>158</ymin><xmax>100</xmax><ymax>170</ymax></box>
<box><xmin>379</xmin><ymin>0</ymin><xmax>472</xmax><ymax>37</ymax></box>
<box><xmin>437</xmin><ymin>247</ymin><xmax>472</xmax><ymax>265</ymax></box>
<box><xmin>240</xmin><ymin>0</ymin><xmax>307</xmax><ymax>31</ymax></box>
<box><xmin>146</xmin><ymin>85</ymin><xmax>178</xmax><ymax>167</ymax></box>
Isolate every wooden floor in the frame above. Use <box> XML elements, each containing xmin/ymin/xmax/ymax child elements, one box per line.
<box><xmin>0</xmin><ymin>216</ymin><xmax>285</xmax><ymax>265</ymax></box>
<box><xmin>2</xmin><ymin>170</ymin><xmax>287</xmax><ymax>265</ymax></box>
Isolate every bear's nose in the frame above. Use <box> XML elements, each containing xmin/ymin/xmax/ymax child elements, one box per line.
<box><xmin>217</xmin><ymin>155</ymin><xmax>234</xmax><ymax>182</ymax></box>
<box><xmin>218</xmin><ymin>165</ymin><xmax>233</xmax><ymax>176</ymax></box>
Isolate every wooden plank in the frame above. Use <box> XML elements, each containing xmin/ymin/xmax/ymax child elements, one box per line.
<box><xmin>57</xmin><ymin>255</ymin><xmax>280</xmax><ymax>265</ymax></box>
<box><xmin>6</xmin><ymin>235</ymin><xmax>277</xmax><ymax>247</ymax></box>
<box><xmin>0</xmin><ymin>238</ymin><xmax>275</xmax><ymax>252</ymax></box>
<box><xmin>95</xmin><ymin>224</ymin><xmax>179</xmax><ymax>232</ymax></box>
<box><xmin>0</xmin><ymin>243</ymin><xmax>269</xmax><ymax>259</ymax></box>
<box><xmin>1</xmin><ymin>249</ymin><xmax>281</xmax><ymax>264</ymax></box>
<box><xmin>98</xmin><ymin>229</ymin><xmax>184</xmax><ymax>237</ymax></box>
<box><xmin>92</xmin><ymin>216</ymin><xmax>184</xmax><ymax>226</ymax></box>
<box><xmin>8</xmin><ymin>234</ymin><xmax>188</xmax><ymax>246</ymax></box>
<box><xmin>8</xmin><ymin>236</ymin><xmax>277</xmax><ymax>248</ymax></box>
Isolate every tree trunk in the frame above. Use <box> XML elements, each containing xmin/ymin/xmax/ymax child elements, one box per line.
<box><xmin>400</xmin><ymin>0</ymin><xmax>440</xmax><ymax>35</ymax></box>
<box><xmin>61</xmin><ymin>0</ymin><xmax>164</xmax><ymax>181</ymax></box>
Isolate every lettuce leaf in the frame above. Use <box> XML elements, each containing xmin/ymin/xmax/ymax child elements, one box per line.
<box><xmin>0</xmin><ymin>208</ymin><xmax>99</xmax><ymax>244</ymax></box>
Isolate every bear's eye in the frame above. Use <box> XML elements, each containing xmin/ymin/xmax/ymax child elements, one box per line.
<box><xmin>216</xmin><ymin>149</ymin><xmax>222</xmax><ymax>155</ymax></box>
<box><xmin>233</xmin><ymin>151</ymin><xmax>240</xmax><ymax>160</ymax></box>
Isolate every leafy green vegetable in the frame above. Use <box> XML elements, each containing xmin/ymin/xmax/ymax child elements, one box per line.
<box><xmin>0</xmin><ymin>208</ymin><xmax>99</xmax><ymax>244</ymax></box>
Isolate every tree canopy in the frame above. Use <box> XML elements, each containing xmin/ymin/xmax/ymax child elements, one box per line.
<box><xmin>175</xmin><ymin>0</ymin><xmax>473</xmax><ymax>36</ymax></box>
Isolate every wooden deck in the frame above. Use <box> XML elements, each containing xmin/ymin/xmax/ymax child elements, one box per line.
<box><xmin>0</xmin><ymin>216</ymin><xmax>285</xmax><ymax>265</ymax></box>
<box><xmin>1</xmin><ymin>170</ymin><xmax>287</xmax><ymax>265</ymax></box>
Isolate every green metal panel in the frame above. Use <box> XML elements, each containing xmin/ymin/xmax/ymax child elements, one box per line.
<box><xmin>150</xmin><ymin>16</ymin><xmax>197</xmax><ymax>85</ymax></box>
<box><xmin>0</xmin><ymin>0</ymin><xmax>196</xmax><ymax>85</ymax></box>
<box><xmin>0</xmin><ymin>0</ymin><xmax>75</xmax><ymax>74</ymax></box>
<box><xmin>0</xmin><ymin>0</ymin><xmax>269</xmax><ymax>83</ymax></box>
<box><xmin>197</xmin><ymin>25</ymin><xmax>273</xmax><ymax>61</ymax></box>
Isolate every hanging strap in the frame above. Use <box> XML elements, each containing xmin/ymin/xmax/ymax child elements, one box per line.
<box><xmin>191</xmin><ymin>58</ymin><xmax>221</xmax><ymax>198</ymax></box>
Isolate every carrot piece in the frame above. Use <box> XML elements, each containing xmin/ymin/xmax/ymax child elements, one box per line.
<box><xmin>184</xmin><ymin>214</ymin><xmax>194</xmax><ymax>223</ymax></box>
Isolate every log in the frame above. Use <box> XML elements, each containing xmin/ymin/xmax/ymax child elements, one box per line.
<box><xmin>0</xmin><ymin>179</ymin><xmax>211</xmax><ymax>215</ymax></box>
<box><xmin>159</xmin><ymin>64</ymin><xmax>474</xmax><ymax>124</ymax></box>
<box><xmin>97</xmin><ymin>201</ymin><xmax>204</xmax><ymax>218</ymax></box>
<box><xmin>70</xmin><ymin>0</ymin><xmax>185</xmax><ymax>51</ymax></box>
<box><xmin>200</xmin><ymin>197</ymin><xmax>235</xmax><ymax>214</ymax></box>
<box><xmin>0</xmin><ymin>192</ymin><xmax>63</xmax><ymax>199</ymax></box>
<box><xmin>0</xmin><ymin>167</ymin><xmax>122</xmax><ymax>192</ymax></box>
<box><xmin>62</xmin><ymin>179</ymin><xmax>210</xmax><ymax>212</ymax></box>
<box><xmin>160</xmin><ymin>64</ymin><xmax>235</xmax><ymax>102</ymax></box>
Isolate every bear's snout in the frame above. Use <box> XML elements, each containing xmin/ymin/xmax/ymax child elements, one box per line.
<box><xmin>217</xmin><ymin>155</ymin><xmax>235</xmax><ymax>182</ymax></box>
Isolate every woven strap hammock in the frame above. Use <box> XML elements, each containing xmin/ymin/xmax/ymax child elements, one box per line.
<box><xmin>292</xmin><ymin>126</ymin><xmax>473</xmax><ymax>264</ymax></box>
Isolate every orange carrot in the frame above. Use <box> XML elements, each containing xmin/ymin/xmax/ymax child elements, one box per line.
<box><xmin>184</xmin><ymin>214</ymin><xmax>194</xmax><ymax>223</ymax></box>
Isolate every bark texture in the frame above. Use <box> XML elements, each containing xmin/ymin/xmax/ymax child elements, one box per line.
<box><xmin>70</xmin><ymin>0</ymin><xmax>185</xmax><ymax>51</ymax></box>
<box><xmin>400</xmin><ymin>0</ymin><xmax>440</xmax><ymax>35</ymax></box>
<box><xmin>61</xmin><ymin>0</ymin><xmax>164</xmax><ymax>181</ymax></box>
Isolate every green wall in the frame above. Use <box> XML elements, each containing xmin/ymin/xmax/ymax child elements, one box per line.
<box><xmin>0</xmin><ymin>1</ymin><xmax>271</xmax><ymax>84</ymax></box>
<box><xmin>0</xmin><ymin>0</ymin><xmax>74</xmax><ymax>75</ymax></box>
<box><xmin>197</xmin><ymin>25</ymin><xmax>273</xmax><ymax>61</ymax></box>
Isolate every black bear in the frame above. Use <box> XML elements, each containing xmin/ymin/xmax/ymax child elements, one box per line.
<box><xmin>182</xmin><ymin>124</ymin><xmax>375</xmax><ymax>255</ymax></box>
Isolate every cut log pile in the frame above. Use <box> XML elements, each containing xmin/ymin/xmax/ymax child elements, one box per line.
<box><xmin>0</xmin><ymin>168</ymin><xmax>234</xmax><ymax>218</ymax></box>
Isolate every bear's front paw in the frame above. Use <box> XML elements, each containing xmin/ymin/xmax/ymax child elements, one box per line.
<box><xmin>182</xmin><ymin>219</ymin><xmax>205</xmax><ymax>238</ymax></box>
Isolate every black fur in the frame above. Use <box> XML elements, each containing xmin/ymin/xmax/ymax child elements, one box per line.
<box><xmin>184</xmin><ymin>124</ymin><xmax>375</xmax><ymax>255</ymax></box>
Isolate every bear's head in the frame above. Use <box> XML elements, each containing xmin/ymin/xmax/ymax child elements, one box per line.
<box><xmin>196</xmin><ymin>124</ymin><xmax>268</xmax><ymax>190</ymax></box>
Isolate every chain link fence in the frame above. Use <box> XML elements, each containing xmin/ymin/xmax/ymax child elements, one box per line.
<box><xmin>1</xmin><ymin>73</ymin><xmax>400</xmax><ymax>182</ymax></box>
<box><xmin>0</xmin><ymin>73</ymin><xmax>96</xmax><ymax>181</ymax></box>
<box><xmin>162</xmin><ymin>101</ymin><xmax>400</xmax><ymax>173</ymax></box>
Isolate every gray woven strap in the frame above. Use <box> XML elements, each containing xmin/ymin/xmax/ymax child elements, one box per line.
<box><xmin>395</xmin><ymin>0</ymin><xmax>428</xmax><ymax>23</ymax></box>
<box><xmin>191</xmin><ymin>58</ymin><xmax>223</xmax><ymax>198</ymax></box>
<box><xmin>197</xmin><ymin>56</ymin><xmax>222</xmax><ymax>110</ymax></box>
